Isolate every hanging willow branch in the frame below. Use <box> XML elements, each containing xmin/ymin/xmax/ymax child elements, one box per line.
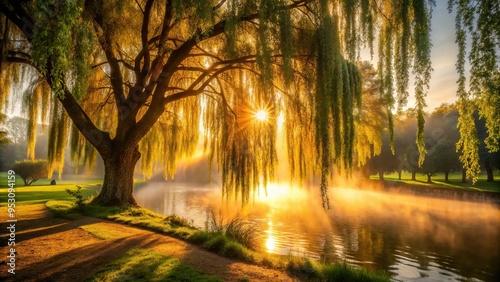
<box><xmin>5</xmin><ymin>0</ymin><xmax>488</xmax><ymax>206</ymax></box>
<box><xmin>448</xmin><ymin>0</ymin><xmax>498</xmax><ymax>183</ymax></box>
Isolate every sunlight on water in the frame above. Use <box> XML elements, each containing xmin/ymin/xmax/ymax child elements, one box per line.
<box><xmin>265</xmin><ymin>234</ymin><xmax>276</xmax><ymax>252</ymax></box>
<box><xmin>136</xmin><ymin>181</ymin><xmax>500</xmax><ymax>281</ymax></box>
<box><xmin>255</xmin><ymin>183</ymin><xmax>307</xmax><ymax>202</ymax></box>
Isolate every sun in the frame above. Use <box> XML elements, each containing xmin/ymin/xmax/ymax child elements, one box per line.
<box><xmin>255</xmin><ymin>110</ymin><xmax>269</xmax><ymax>121</ymax></box>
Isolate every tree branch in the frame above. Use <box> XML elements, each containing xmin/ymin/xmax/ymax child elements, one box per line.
<box><xmin>139</xmin><ymin>0</ymin><xmax>155</xmax><ymax>82</ymax></box>
<box><xmin>126</xmin><ymin>0</ymin><xmax>311</xmax><ymax>146</ymax></box>
<box><xmin>0</xmin><ymin>2</ymin><xmax>34</xmax><ymax>40</ymax></box>
<box><xmin>92</xmin><ymin>16</ymin><xmax>126</xmax><ymax>106</ymax></box>
<box><xmin>5</xmin><ymin>55</ymin><xmax>35</xmax><ymax>67</ymax></box>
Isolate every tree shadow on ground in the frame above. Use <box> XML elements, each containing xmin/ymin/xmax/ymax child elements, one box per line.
<box><xmin>0</xmin><ymin>233</ymin><xmax>161</xmax><ymax>282</ymax></box>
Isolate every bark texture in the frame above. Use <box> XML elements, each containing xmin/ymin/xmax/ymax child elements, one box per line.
<box><xmin>93</xmin><ymin>143</ymin><xmax>141</xmax><ymax>206</ymax></box>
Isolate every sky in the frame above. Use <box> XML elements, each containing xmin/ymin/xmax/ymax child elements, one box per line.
<box><xmin>418</xmin><ymin>1</ymin><xmax>463</xmax><ymax>110</ymax></box>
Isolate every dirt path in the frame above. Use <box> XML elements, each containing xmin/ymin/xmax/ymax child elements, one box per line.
<box><xmin>0</xmin><ymin>204</ymin><xmax>295</xmax><ymax>282</ymax></box>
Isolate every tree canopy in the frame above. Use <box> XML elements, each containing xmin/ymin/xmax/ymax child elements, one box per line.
<box><xmin>0</xmin><ymin>0</ymin><xmax>497</xmax><ymax>206</ymax></box>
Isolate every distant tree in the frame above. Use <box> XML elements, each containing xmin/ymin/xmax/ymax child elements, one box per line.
<box><xmin>354</xmin><ymin>61</ymin><xmax>388</xmax><ymax>168</ymax></box>
<box><xmin>5</xmin><ymin>116</ymin><xmax>28</xmax><ymax>144</ymax></box>
<box><xmin>0</xmin><ymin>113</ymin><xmax>9</xmax><ymax>142</ymax></box>
<box><xmin>404</xmin><ymin>143</ymin><xmax>420</xmax><ymax>181</ymax></box>
<box><xmin>394</xmin><ymin>110</ymin><xmax>420</xmax><ymax>180</ymax></box>
<box><xmin>1</xmin><ymin>123</ymin><xmax>49</xmax><ymax>169</ymax></box>
<box><xmin>420</xmin><ymin>140</ymin><xmax>459</xmax><ymax>183</ymax></box>
<box><xmin>438</xmin><ymin>140</ymin><xmax>461</xmax><ymax>183</ymax></box>
<box><xmin>0</xmin><ymin>113</ymin><xmax>11</xmax><ymax>170</ymax></box>
<box><xmin>427</xmin><ymin>104</ymin><xmax>461</xmax><ymax>182</ymax></box>
<box><xmin>393</xmin><ymin>112</ymin><xmax>417</xmax><ymax>179</ymax></box>
<box><xmin>363</xmin><ymin>133</ymin><xmax>399</xmax><ymax>181</ymax></box>
<box><xmin>13</xmin><ymin>159</ymin><xmax>48</xmax><ymax>186</ymax></box>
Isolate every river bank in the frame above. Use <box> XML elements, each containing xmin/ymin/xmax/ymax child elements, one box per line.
<box><xmin>0</xmin><ymin>204</ymin><xmax>296</xmax><ymax>282</ymax></box>
<box><xmin>356</xmin><ymin>179</ymin><xmax>500</xmax><ymax>204</ymax></box>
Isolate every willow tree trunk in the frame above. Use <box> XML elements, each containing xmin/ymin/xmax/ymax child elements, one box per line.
<box><xmin>411</xmin><ymin>171</ymin><xmax>416</xmax><ymax>181</ymax></box>
<box><xmin>426</xmin><ymin>173</ymin><xmax>432</xmax><ymax>183</ymax></box>
<box><xmin>93</xmin><ymin>143</ymin><xmax>141</xmax><ymax>206</ymax></box>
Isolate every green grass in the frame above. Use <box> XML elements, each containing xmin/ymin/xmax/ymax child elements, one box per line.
<box><xmin>5</xmin><ymin>172</ymin><xmax>388</xmax><ymax>282</ymax></box>
<box><xmin>0</xmin><ymin>182</ymin><xmax>98</xmax><ymax>206</ymax></box>
<box><xmin>189</xmin><ymin>231</ymin><xmax>259</xmax><ymax>262</ymax></box>
<box><xmin>370</xmin><ymin>171</ymin><xmax>500</xmax><ymax>192</ymax></box>
<box><xmin>80</xmin><ymin>223</ymin><xmax>130</xmax><ymax>240</ymax></box>
<box><xmin>207</xmin><ymin>211</ymin><xmax>260</xmax><ymax>251</ymax></box>
<box><xmin>86</xmin><ymin>248</ymin><xmax>222</xmax><ymax>282</ymax></box>
<box><xmin>47</xmin><ymin>200</ymin><xmax>390</xmax><ymax>281</ymax></box>
<box><xmin>286</xmin><ymin>257</ymin><xmax>390</xmax><ymax>282</ymax></box>
<box><xmin>78</xmin><ymin>203</ymin><xmax>263</xmax><ymax>262</ymax></box>
<box><xmin>0</xmin><ymin>171</ymin><xmax>104</xmax><ymax>188</ymax></box>
<box><xmin>320</xmin><ymin>263</ymin><xmax>389</xmax><ymax>282</ymax></box>
<box><xmin>46</xmin><ymin>200</ymin><xmax>84</xmax><ymax>219</ymax></box>
<box><xmin>82</xmin><ymin>204</ymin><xmax>198</xmax><ymax>239</ymax></box>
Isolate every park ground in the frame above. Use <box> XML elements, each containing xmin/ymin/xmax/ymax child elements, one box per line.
<box><xmin>0</xmin><ymin>174</ymin><xmax>392</xmax><ymax>282</ymax></box>
<box><xmin>1</xmin><ymin>171</ymin><xmax>497</xmax><ymax>281</ymax></box>
<box><xmin>0</xmin><ymin>175</ymin><xmax>295</xmax><ymax>282</ymax></box>
<box><xmin>0</xmin><ymin>203</ymin><xmax>292</xmax><ymax>282</ymax></box>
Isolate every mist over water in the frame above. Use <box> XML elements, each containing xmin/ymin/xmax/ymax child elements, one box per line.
<box><xmin>135</xmin><ymin>180</ymin><xmax>500</xmax><ymax>282</ymax></box>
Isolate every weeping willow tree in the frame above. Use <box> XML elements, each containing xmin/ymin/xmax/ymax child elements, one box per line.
<box><xmin>448</xmin><ymin>0</ymin><xmax>499</xmax><ymax>183</ymax></box>
<box><xmin>0</xmin><ymin>0</ymin><xmax>452</xmax><ymax>207</ymax></box>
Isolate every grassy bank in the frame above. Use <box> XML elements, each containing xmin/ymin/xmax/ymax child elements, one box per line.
<box><xmin>47</xmin><ymin>198</ymin><xmax>389</xmax><ymax>281</ymax></box>
<box><xmin>370</xmin><ymin>171</ymin><xmax>500</xmax><ymax>192</ymax></box>
<box><xmin>0</xmin><ymin>181</ymin><xmax>224</xmax><ymax>281</ymax></box>
<box><xmin>1</xmin><ymin>175</ymin><xmax>389</xmax><ymax>281</ymax></box>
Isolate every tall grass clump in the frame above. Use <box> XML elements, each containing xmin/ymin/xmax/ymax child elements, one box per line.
<box><xmin>286</xmin><ymin>256</ymin><xmax>390</xmax><ymax>282</ymax></box>
<box><xmin>207</xmin><ymin>210</ymin><xmax>260</xmax><ymax>251</ymax></box>
<box><xmin>186</xmin><ymin>210</ymin><xmax>261</xmax><ymax>262</ymax></box>
<box><xmin>321</xmin><ymin>263</ymin><xmax>390</xmax><ymax>282</ymax></box>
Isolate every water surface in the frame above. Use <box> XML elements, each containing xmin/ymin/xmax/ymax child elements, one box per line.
<box><xmin>135</xmin><ymin>182</ymin><xmax>500</xmax><ymax>281</ymax></box>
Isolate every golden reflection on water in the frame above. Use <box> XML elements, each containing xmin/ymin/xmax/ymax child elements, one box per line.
<box><xmin>265</xmin><ymin>235</ymin><xmax>276</xmax><ymax>252</ymax></box>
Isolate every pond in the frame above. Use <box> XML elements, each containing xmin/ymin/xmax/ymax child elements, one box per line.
<box><xmin>135</xmin><ymin>182</ymin><xmax>500</xmax><ymax>282</ymax></box>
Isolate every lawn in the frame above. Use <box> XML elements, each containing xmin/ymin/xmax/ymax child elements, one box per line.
<box><xmin>87</xmin><ymin>248</ymin><xmax>222</xmax><ymax>282</ymax></box>
<box><xmin>370</xmin><ymin>171</ymin><xmax>500</xmax><ymax>192</ymax></box>
<box><xmin>0</xmin><ymin>172</ymin><xmax>100</xmax><ymax>206</ymax></box>
<box><xmin>0</xmin><ymin>172</ymin><xmax>227</xmax><ymax>281</ymax></box>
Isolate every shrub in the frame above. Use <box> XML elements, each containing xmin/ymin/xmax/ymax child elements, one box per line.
<box><xmin>66</xmin><ymin>185</ymin><xmax>85</xmax><ymax>210</ymax></box>
<box><xmin>12</xmin><ymin>159</ymin><xmax>48</xmax><ymax>186</ymax></box>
